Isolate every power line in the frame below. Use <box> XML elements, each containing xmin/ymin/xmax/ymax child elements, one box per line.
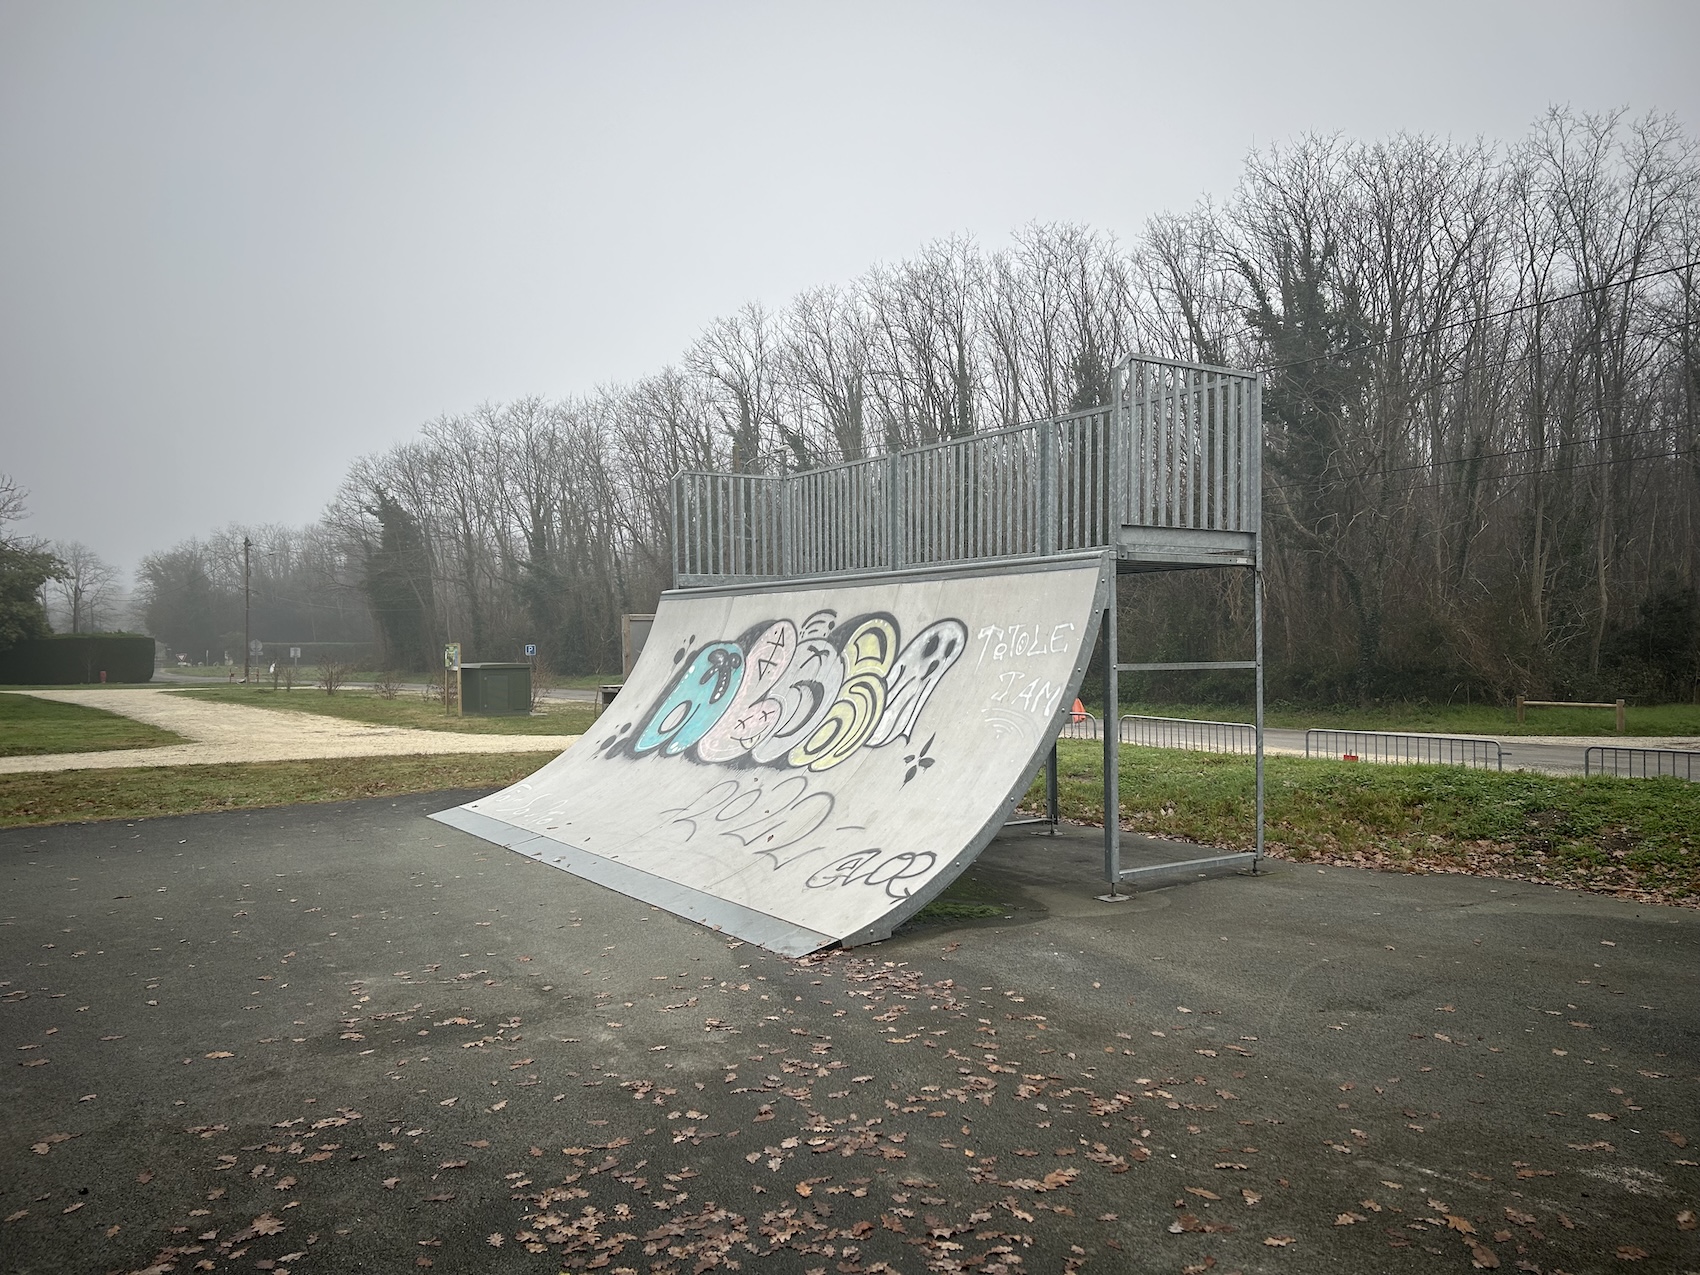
<box><xmin>1257</xmin><ymin>259</ymin><xmax>1700</xmax><ymax>374</ymax></box>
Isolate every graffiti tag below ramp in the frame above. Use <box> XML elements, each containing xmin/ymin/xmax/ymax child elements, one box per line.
<box><xmin>430</xmin><ymin>555</ymin><xmax>1108</xmax><ymax>955</ymax></box>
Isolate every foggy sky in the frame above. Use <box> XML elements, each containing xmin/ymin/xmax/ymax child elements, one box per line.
<box><xmin>3</xmin><ymin>0</ymin><xmax>1697</xmax><ymax>580</ymax></box>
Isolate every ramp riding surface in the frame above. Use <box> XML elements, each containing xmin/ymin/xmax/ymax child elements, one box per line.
<box><xmin>433</xmin><ymin>556</ymin><xmax>1108</xmax><ymax>953</ymax></box>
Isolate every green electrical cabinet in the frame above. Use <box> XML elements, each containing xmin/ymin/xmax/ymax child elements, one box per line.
<box><xmin>458</xmin><ymin>662</ymin><xmax>532</xmax><ymax>716</ymax></box>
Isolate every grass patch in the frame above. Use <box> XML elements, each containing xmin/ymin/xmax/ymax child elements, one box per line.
<box><xmin>168</xmin><ymin>686</ymin><xmax>597</xmax><ymax>735</ymax></box>
<box><xmin>912</xmin><ymin>899</ymin><xmax>1008</xmax><ymax>921</ymax></box>
<box><xmin>0</xmin><ymin>693</ymin><xmax>184</xmax><ymax>757</ymax></box>
<box><xmin>1025</xmin><ymin>741</ymin><xmax>1700</xmax><ymax>905</ymax></box>
<box><xmin>0</xmin><ymin>752</ymin><xmax>555</xmax><ymax>828</ymax></box>
<box><xmin>1092</xmin><ymin>699</ymin><xmax>1700</xmax><ymax>737</ymax></box>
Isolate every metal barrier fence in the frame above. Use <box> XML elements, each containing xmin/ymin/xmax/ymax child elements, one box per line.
<box><xmin>1056</xmin><ymin>712</ymin><xmax>1100</xmax><ymax>741</ymax></box>
<box><xmin>672</xmin><ymin>355</ymin><xmax>1259</xmax><ymax>585</ymax></box>
<box><xmin>1304</xmin><ymin>730</ymin><xmax>1504</xmax><ymax>770</ymax></box>
<box><xmin>1119</xmin><ymin>714</ymin><xmax>1258</xmax><ymax>754</ymax></box>
<box><xmin>1584</xmin><ymin>747</ymin><xmax>1699</xmax><ymax>780</ymax></box>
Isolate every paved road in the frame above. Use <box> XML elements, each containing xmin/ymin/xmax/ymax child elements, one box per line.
<box><xmin>3</xmin><ymin>797</ymin><xmax>1694</xmax><ymax>1273</ymax></box>
<box><xmin>0</xmin><ymin>687</ymin><xmax>579</xmax><ymax>774</ymax></box>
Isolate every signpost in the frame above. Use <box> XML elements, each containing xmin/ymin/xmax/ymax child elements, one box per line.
<box><xmin>444</xmin><ymin>642</ymin><xmax>461</xmax><ymax>717</ymax></box>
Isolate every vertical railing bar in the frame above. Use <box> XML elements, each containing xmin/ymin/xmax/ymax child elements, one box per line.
<box><xmin>1211</xmin><ymin>374</ymin><xmax>1222</xmax><ymax>530</ymax></box>
<box><xmin>1199</xmin><ymin>376</ymin><xmax>1208</xmax><ymax>531</ymax></box>
<box><xmin>1181</xmin><ymin>371</ymin><xmax>1193</xmax><ymax>528</ymax></box>
<box><xmin>1141</xmin><ymin>364</ymin><xmax>1154</xmax><ymax>526</ymax></box>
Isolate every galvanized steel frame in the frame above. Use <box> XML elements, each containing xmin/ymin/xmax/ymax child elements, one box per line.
<box><xmin>668</xmin><ymin>353</ymin><xmax>1266</xmax><ymax>895</ymax></box>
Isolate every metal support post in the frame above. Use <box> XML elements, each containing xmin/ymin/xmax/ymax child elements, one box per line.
<box><xmin>1045</xmin><ymin>745</ymin><xmax>1059</xmax><ymax>833</ymax></box>
<box><xmin>1253</xmin><ymin>564</ymin><xmax>1265</xmax><ymax>869</ymax></box>
<box><xmin>242</xmin><ymin>536</ymin><xmax>251</xmax><ymax>684</ymax></box>
<box><xmin>1251</xmin><ymin>372</ymin><xmax>1265</xmax><ymax>870</ymax></box>
<box><xmin>1101</xmin><ymin>569</ymin><xmax>1121</xmax><ymax>894</ymax></box>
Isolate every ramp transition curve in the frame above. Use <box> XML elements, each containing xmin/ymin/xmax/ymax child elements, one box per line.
<box><xmin>431</xmin><ymin>555</ymin><xmax>1108</xmax><ymax>955</ymax></box>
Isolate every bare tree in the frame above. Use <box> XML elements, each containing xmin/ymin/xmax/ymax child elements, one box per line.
<box><xmin>128</xmin><ymin>112</ymin><xmax>1700</xmax><ymax>705</ymax></box>
<box><xmin>49</xmin><ymin>541</ymin><xmax>118</xmax><ymax>632</ymax></box>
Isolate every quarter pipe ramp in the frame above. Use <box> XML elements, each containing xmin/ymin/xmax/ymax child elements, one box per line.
<box><xmin>430</xmin><ymin>555</ymin><xmax>1108</xmax><ymax>955</ymax></box>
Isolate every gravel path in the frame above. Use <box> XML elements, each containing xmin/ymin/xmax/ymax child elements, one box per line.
<box><xmin>0</xmin><ymin>687</ymin><xmax>578</xmax><ymax>773</ymax></box>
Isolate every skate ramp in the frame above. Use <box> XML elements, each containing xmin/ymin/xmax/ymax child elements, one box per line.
<box><xmin>431</xmin><ymin>555</ymin><xmax>1108</xmax><ymax>955</ymax></box>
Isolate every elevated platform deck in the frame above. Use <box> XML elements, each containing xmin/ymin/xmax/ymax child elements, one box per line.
<box><xmin>1117</xmin><ymin>525</ymin><xmax>1256</xmax><ymax>571</ymax></box>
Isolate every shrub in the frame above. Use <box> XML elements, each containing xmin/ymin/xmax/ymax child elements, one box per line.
<box><xmin>0</xmin><ymin>634</ymin><xmax>155</xmax><ymax>684</ymax></box>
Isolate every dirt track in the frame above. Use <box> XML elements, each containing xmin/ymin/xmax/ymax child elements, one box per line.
<box><xmin>0</xmin><ymin>687</ymin><xmax>579</xmax><ymax>773</ymax></box>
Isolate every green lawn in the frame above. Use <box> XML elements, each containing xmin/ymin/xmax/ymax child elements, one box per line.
<box><xmin>0</xmin><ymin>693</ymin><xmax>184</xmax><ymax>757</ymax></box>
<box><xmin>0</xmin><ymin>753</ymin><xmax>555</xmax><ymax>828</ymax></box>
<box><xmin>168</xmin><ymin>686</ymin><xmax>598</xmax><ymax>735</ymax></box>
<box><xmin>1022</xmin><ymin>741</ymin><xmax>1700</xmax><ymax>904</ymax></box>
<box><xmin>1090</xmin><ymin>698</ymin><xmax>1700</xmax><ymax>737</ymax></box>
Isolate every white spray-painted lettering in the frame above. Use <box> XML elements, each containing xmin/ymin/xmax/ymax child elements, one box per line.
<box><xmin>975</xmin><ymin>622</ymin><xmax>1075</xmax><ymax>669</ymax></box>
<box><xmin>989</xmin><ymin>670</ymin><xmax>1068</xmax><ymax>717</ymax></box>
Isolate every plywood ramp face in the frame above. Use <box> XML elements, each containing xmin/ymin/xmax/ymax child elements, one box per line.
<box><xmin>431</xmin><ymin>556</ymin><xmax>1108</xmax><ymax>956</ymax></box>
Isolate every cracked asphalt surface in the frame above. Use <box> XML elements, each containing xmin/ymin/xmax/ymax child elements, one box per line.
<box><xmin>3</xmin><ymin>795</ymin><xmax>1697</xmax><ymax>1274</ymax></box>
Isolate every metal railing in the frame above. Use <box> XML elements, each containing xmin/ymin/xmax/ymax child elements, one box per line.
<box><xmin>1304</xmin><ymin>730</ymin><xmax>1504</xmax><ymax>770</ymax></box>
<box><xmin>1056</xmin><ymin>712</ymin><xmax>1101</xmax><ymax>742</ymax></box>
<box><xmin>1584</xmin><ymin>747</ymin><xmax>1699</xmax><ymax>780</ymax></box>
<box><xmin>1119</xmin><ymin>714</ymin><xmax>1258</xmax><ymax>754</ymax></box>
<box><xmin>672</xmin><ymin>354</ymin><xmax>1259</xmax><ymax>585</ymax></box>
<box><xmin>1115</xmin><ymin>357</ymin><xmax>1258</xmax><ymax>534</ymax></box>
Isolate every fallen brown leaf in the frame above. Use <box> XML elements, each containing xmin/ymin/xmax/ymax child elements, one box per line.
<box><xmin>1468</xmin><ymin>1242</ymin><xmax>1500</xmax><ymax>1269</ymax></box>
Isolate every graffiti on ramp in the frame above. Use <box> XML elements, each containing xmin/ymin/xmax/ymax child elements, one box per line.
<box><xmin>600</xmin><ymin>609</ymin><xmax>967</xmax><ymax>773</ymax></box>
<box><xmin>430</xmin><ymin>557</ymin><xmax>1108</xmax><ymax>954</ymax></box>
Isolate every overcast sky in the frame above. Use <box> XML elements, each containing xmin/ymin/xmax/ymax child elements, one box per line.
<box><xmin>3</xmin><ymin>0</ymin><xmax>1697</xmax><ymax>579</ymax></box>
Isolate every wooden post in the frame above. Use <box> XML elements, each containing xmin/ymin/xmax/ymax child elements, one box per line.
<box><xmin>1516</xmin><ymin>694</ymin><xmax>1525</xmax><ymax>725</ymax></box>
<box><xmin>1615</xmin><ymin>699</ymin><xmax>1625</xmax><ymax>735</ymax></box>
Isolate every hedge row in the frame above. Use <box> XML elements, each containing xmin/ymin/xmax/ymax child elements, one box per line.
<box><xmin>0</xmin><ymin>634</ymin><xmax>156</xmax><ymax>684</ymax></box>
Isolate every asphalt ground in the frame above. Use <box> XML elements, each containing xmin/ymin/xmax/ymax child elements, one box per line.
<box><xmin>3</xmin><ymin>797</ymin><xmax>1697</xmax><ymax>1275</ymax></box>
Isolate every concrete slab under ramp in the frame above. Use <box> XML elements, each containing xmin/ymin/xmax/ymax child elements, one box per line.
<box><xmin>431</xmin><ymin>555</ymin><xmax>1109</xmax><ymax>955</ymax></box>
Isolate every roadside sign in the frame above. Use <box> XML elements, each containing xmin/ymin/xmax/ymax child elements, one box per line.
<box><xmin>289</xmin><ymin>646</ymin><xmax>301</xmax><ymax>660</ymax></box>
<box><xmin>445</xmin><ymin>642</ymin><xmax>461</xmax><ymax>670</ymax></box>
<box><xmin>249</xmin><ymin>638</ymin><xmax>264</xmax><ymax>656</ymax></box>
<box><xmin>524</xmin><ymin>644</ymin><xmax>537</xmax><ymax>657</ymax></box>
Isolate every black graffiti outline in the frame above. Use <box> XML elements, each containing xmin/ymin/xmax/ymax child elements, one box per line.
<box><xmin>613</xmin><ymin>609</ymin><xmax>963</xmax><ymax>775</ymax></box>
<box><xmin>804</xmin><ymin>848</ymin><xmax>938</xmax><ymax>899</ymax></box>
<box><xmin>658</xmin><ymin>773</ymin><xmax>840</xmax><ymax>869</ymax></box>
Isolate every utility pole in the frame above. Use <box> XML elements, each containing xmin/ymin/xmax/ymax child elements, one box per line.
<box><xmin>243</xmin><ymin>536</ymin><xmax>252</xmax><ymax>684</ymax></box>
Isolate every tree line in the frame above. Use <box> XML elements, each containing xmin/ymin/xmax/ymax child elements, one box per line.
<box><xmin>132</xmin><ymin>108</ymin><xmax>1699</xmax><ymax>702</ymax></box>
